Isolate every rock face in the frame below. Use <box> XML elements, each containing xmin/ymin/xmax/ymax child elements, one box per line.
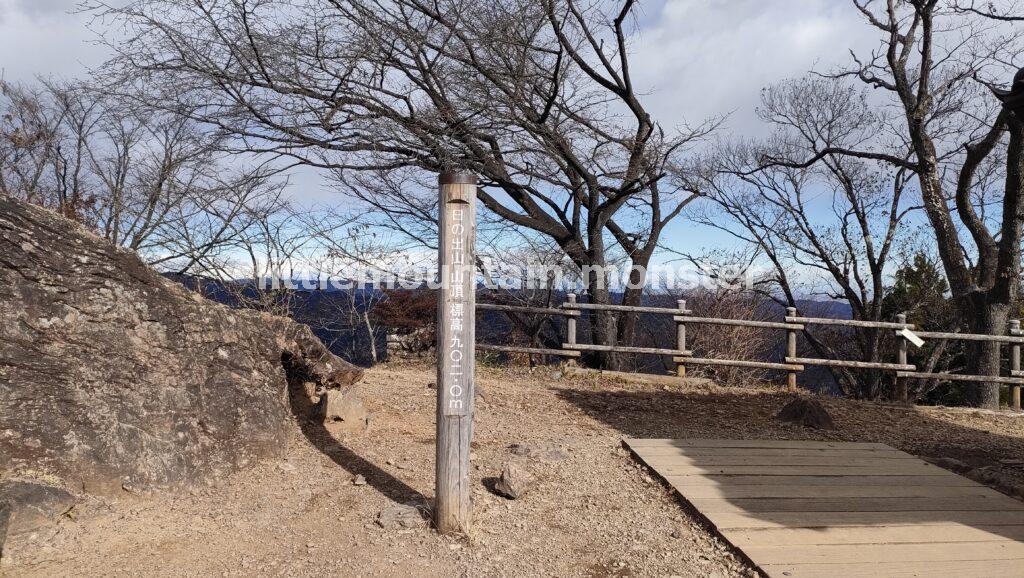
<box><xmin>775</xmin><ymin>397</ymin><xmax>836</xmax><ymax>430</ymax></box>
<box><xmin>0</xmin><ymin>198</ymin><xmax>363</xmax><ymax>509</ymax></box>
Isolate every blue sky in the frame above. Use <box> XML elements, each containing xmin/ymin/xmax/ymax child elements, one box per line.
<box><xmin>0</xmin><ymin>0</ymin><xmax>883</xmax><ymax>261</ymax></box>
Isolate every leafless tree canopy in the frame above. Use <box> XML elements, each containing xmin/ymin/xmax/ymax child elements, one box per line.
<box><xmin>0</xmin><ymin>79</ymin><xmax>287</xmax><ymax>275</ymax></box>
<box><xmin>93</xmin><ymin>0</ymin><xmax>717</xmax><ymax>367</ymax></box>
<box><xmin>745</xmin><ymin>0</ymin><xmax>1024</xmax><ymax>407</ymax></box>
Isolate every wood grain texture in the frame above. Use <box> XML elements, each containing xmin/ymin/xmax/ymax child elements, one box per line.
<box><xmin>625</xmin><ymin>438</ymin><xmax>1024</xmax><ymax>578</ymax></box>
<box><xmin>434</xmin><ymin>174</ymin><xmax>477</xmax><ymax>534</ymax></box>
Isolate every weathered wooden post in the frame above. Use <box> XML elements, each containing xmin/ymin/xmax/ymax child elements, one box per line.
<box><xmin>565</xmin><ymin>293</ymin><xmax>578</xmax><ymax>367</ymax></box>
<box><xmin>896</xmin><ymin>313</ymin><xmax>909</xmax><ymax>403</ymax></box>
<box><xmin>435</xmin><ymin>170</ymin><xmax>477</xmax><ymax>534</ymax></box>
<box><xmin>676</xmin><ymin>299</ymin><xmax>688</xmax><ymax>379</ymax></box>
<box><xmin>1012</xmin><ymin>319</ymin><xmax>1021</xmax><ymax>412</ymax></box>
<box><xmin>786</xmin><ymin>307</ymin><xmax>798</xmax><ymax>393</ymax></box>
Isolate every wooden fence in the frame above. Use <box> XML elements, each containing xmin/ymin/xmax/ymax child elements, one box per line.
<box><xmin>475</xmin><ymin>295</ymin><xmax>1024</xmax><ymax>411</ymax></box>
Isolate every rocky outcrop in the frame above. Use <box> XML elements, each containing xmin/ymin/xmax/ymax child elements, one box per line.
<box><xmin>0</xmin><ymin>198</ymin><xmax>362</xmax><ymax>521</ymax></box>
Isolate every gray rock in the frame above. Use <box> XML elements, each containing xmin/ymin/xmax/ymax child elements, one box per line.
<box><xmin>376</xmin><ymin>502</ymin><xmax>429</xmax><ymax>529</ymax></box>
<box><xmin>0</xmin><ymin>479</ymin><xmax>77</xmax><ymax>536</ymax></box>
<box><xmin>0</xmin><ymin>198</ymin><xmax>363</xmax><ymax>499</ymax></box>
<box><xmin>493</xmin><ymin>461</ymin><xmax>537</xmax><ymax>499</ymax></box>
<box><xmin>352</xmin><ymin>474</ymin><xmax>367</xmax><ymax>486</ymax></box>
<box><xmin>775</xmin><ymin>397</ymin><xmax>835</xmax><ymax>430</ymax></box>
<box><xmin>316</xmin><ymin>388</ymin><xmax>369</xmax><ymax>433</ymax></box>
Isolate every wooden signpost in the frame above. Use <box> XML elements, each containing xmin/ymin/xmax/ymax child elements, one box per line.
<box><xmin>435</xmin><ymin>171</ymin><xmax>477</xmax><ymax>534</ymax></box>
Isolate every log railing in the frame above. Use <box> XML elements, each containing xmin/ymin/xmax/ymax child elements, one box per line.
<box><xmin>474</xmin><ymin>294</ymin><xmax>1024</xmax><ymax>411</ymax></box>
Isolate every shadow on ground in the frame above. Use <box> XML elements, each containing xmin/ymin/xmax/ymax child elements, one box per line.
<box><xmin>286</xmin><ymin>365</ymin><xmax>424</xmax><ymax>505</ymax></box>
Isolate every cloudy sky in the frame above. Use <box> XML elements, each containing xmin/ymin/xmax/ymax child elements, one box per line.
<box><xmin>0</xmin><ymin>0</ymin><xmax>877</xmax><ymax>130</ymax></box>
<box><xmin>0</xmin><ymin>0</ymin><xmax>881</xmax><ymax>256</ymax></box>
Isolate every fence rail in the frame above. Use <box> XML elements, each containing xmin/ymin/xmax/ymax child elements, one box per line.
<box><xmin>474</xmin><ymin>294</ymin><xmax>1024</xmax><ymax>412</ymax></box>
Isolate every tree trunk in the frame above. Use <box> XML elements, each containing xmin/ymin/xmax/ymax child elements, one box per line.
<box><xmin>966</xmin><ymin>295</ymin><xmax>1009</xmax><ymax>409</ymax></box>
<box><xmin>363</xmin><ymin>310</ymin><xmax>378</xmax><ymax>364</ymax></box>
<box><xmin>586</xmin><ymin>281</ymin><xmax>623</xmax><ymax>370</ymax></box>
<box><xmin>616</xmin><ymin>255</ymin><xmax>651</xmax><ymax>358</ymax></box>
<box><xmin>860</xmin><ymin>327</ymin><xmax>883</xmax><ymax>400</ymax></box>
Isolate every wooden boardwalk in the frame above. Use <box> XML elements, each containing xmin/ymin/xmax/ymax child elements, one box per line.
<box><xmin>625</xmin><ymin>438</ymin><xmax>1024</xmax><ymax>577</ymax></box>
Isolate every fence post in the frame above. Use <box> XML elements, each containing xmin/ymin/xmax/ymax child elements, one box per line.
<box><xmin>1012</xmin><ymin>319</ymin><xmax>1021</xmax><ymax>412</ymax></box>
<box><xmin>435</xmin><ymin>170</ymin><xmax>476</xmax><ymax>534</ymax></box>
<box><xmin>897</xmin><ymin>313</ymin><xmax>909</xmax><ymax>403</ymax></box>
<box><xmin>786</xmin><ymin>307</ymin><xmax>798</xmax><ymax>393</ymax></box>
<box><xmin>566</xmin><ymin>293</ymin><xmax>578</xmax><ymax>367</ymax></box>
<box><xmin>676</xmin><ymin>299</ymin><xmax>688</xmax><ymax>379</ymax></box>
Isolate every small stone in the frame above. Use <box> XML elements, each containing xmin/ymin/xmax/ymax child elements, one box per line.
<box><xmin>317</xmin><ymin>388</ymin><xmax>370</xmax><ymax>433</ymax></box>
<box><xmin>376</xmin><ymin>503</ymin><xmax>429</xmax><ymax>529</ymax></box>
<box><xmin>509</xmin><ymin>443</ymin><xmax>531</xmax><ymax>457</ymax></box>
<box><xmin>493</xmin><ymin>461</ymin><xmax>537</xmax><ymax>499</ymax></box>
<box><xmin>352</xmin><ymin>474</ymin><xmax>367</xmax><ymax>486</ymax></box>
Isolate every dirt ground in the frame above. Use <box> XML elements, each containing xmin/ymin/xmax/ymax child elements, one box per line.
<box><xmin>4</xmin><ymin>363</ymin><xmax>1024</xmax><ymax>577</ymax></box>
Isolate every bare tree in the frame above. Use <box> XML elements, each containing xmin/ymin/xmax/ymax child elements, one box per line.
<box><xmin>1</xmin><ymin>79</ymin><xmax>288</xmax><ymax>276</ymax></box>
<box><xmin>93</xmin><ymin>0</ymin><xmax>715</xmax><ymax>369</ymax></box>
<box><xmin>759</xmin><ymin>1</ymin><xmax>1024</xmax><ymax>408</ymax></box>
<box><xmin>954</xmin><ymin>0</ymin><xmax>1024</xmax><ymax>20</ymax></box>
<box><xmin>0</xmin><ymin>82</ymin><xmax>62</xmax><ymax>208</ymax></box>
<box><xmin>696</xmin><ymin>78</ymin><xmax>916</xmax><ymax>399</ymax></box>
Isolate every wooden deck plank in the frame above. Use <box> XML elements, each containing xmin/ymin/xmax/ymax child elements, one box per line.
<box><xmin>725</xmin><ymin>524</ymin><xmax>1024</xmax><ymax>546</ymax></box>
<box><xmin>762</xmin><ymin>559</ymin><xmax>1024</xmax><ymax>578</ymax></box>
<box><xmin>654</xmin><ymin>464</ymin><xmax>951</xmax><ymax>476</ymax></box>
<box><xmin>633</xmin><ymin>447</ymin><xmax>913</xmax><ymax>458</ymax></box>
<box><xmin>643</xmin><ymin>455</ymin><xmax>942</xmax><ymax>467</ymax></box>
<box><xmin>687</xmin><ymin>497</ymin><xmax>1024</xmax><ymax>513</ymax></box>
<box><xmin>672</xmin><ymin>483</ymin><xmax>1002</xmax><ymax>499</ymax></box>
<box><xmin>625</xmin><ymin>438</ymin><xmax>891</xmax><ymax>450</ymax></box>
<box><xmin>624</xmin><ymin>438</ymin><xmax>1024</xmax><ymax>577</ymax></box>
<box><xmin>665</xmin><ymin>474</ymin><xmax>977</xmax><ymax>487</ymax></box>
<box><xmin>744</xmin><ymin>541</ymin><xmax>1024</xmax><ymax>564</ymax></box>
<box><xmin>709</xmin><ymin>510</ymin><xmax>1024</xmax><ymax>529</ymax></box>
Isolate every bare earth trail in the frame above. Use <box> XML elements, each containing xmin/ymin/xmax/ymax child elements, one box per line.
<box><xmin>5</xmin><ymin>364</ymin><xmax>1024</xmax><ymax>577</ymax></box>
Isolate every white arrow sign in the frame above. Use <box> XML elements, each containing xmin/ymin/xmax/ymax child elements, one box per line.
<box><xmin>900</xmin><ymin>328</ymin><xmax>925</xmax><ymax>348</ymax></box>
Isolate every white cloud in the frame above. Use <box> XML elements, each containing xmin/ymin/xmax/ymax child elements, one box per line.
<box><xmin>631</xmin><ymin>0</ymin><xmax>878</xmax><ymax>137</ymax></box>
<box><xmin>0</xmin><ymin>0</ymin><xmax>109</xmax><ymax>82</ymax></box>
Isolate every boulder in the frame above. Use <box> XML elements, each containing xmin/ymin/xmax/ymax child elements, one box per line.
<box><xmin>493</xmin><ymin>461</ymin><xmax>537</xmax><ymax>499</ymax></box>
<box><xmin>775</xmin><ymin>397</ymin><xmax>835</xmax><ymax>430</ymax></box>
<box><xmin>0</xmin><ymin>197</ymin><xmax>363</xmax><ymax>500</ymax></box>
